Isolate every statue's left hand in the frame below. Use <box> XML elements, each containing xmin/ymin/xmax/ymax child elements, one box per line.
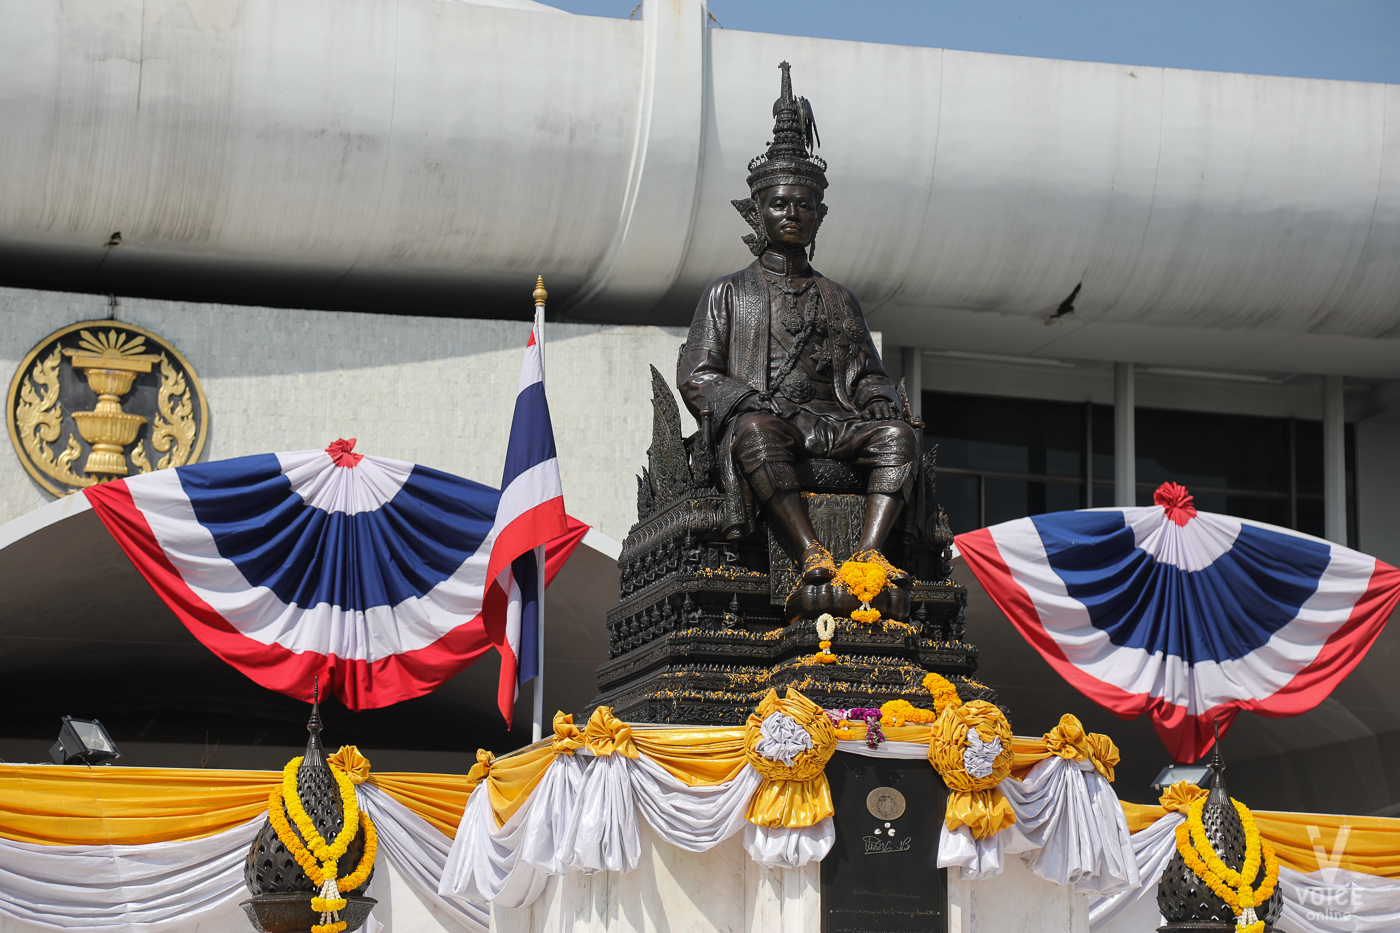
<box><xmin>863</xmin><ymin>400</ymin><xmax>900</xmax><ymax>421</ymax></box>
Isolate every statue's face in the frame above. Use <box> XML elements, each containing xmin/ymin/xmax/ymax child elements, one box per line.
<box><xmin>758</xmin><ymin>185</ymin><xmax>822</xmax><ymax>249</ymax></box>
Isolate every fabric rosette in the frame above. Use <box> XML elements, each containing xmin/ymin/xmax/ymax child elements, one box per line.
<box><xmin>1042</xmin><ymin>713</ymin><xmax>1121</xmax><ymax>782</ymax></box>
<box><xmin>583</xmin><ymin>707</ymin><xmax>639</xmax><ymax>758</ymax></box>
<box><xmin>1160</xmin><ymin>780</ymin><xmax>1208</xmax><ymax>814</ymax></box>
<box><xmin>744</xmin><ymin>687</ymin><xmax>837</xmax><ymax>828</ymax></box>
<box><xmin>551</xmin><ymin>711</ymin><xmax>584</xmax><ymax>755</ymax></box>
<box><xmin>929</xmin><ymin>699</ymin><xmax>1016</xmax><ymax>839</ymax></box>
<box><xmin>326</xmin><ymin>746</ymin><xmax>371</xmax><ymax>785</ymax></box>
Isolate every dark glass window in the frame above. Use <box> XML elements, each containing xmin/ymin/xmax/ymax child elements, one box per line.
<box><xmin>924</xmin><ymin>390</ymin><xmax>1355</xmax><ymax>546</ymax></box>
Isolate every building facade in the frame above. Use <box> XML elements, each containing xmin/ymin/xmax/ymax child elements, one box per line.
<box><xmin>2</xmin><ymin>0</ymin><xmax>1398</xmax><ymax>805</ymax></box>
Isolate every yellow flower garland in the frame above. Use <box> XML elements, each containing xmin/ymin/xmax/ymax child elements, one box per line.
<box><xmin>922</xmin><ymin>673</ymin><xmax>964</xmax><ymax>715</ymax></box>
<box><xmin>880</xmin><ymin>699</ymin><xmax>938</xmax><ymax>726</ymax></box>
<box><xmin>282</xmin><ymin>757</ymin><xmax>360</xmax><ymax>865</ymax></box>
<box><xmin>264</xmin><ymin>755</ymin><xmax>379</xmax><ymax>933</ymax></box>
<box><xmin>1173</xmin><ymin>796</ymin><xmax>1279</xmax><ymax>933</ymax></box>
<box><xmin>837</xmin><ymin>560</ymin><xmax>886</xmax><ymax>622</ymax></box>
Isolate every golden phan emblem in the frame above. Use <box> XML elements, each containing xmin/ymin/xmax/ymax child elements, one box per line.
<box><xmin>7</xmin><ymin>321</ymin><xmax>209</xmax><ymax>496</ymax></box>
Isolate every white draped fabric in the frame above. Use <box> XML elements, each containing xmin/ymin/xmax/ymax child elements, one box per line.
<box><xmin>1086</xmin><ymin>811</ymin><xmax>1400</xmax><ymax>933</ymax></box>
<box><xmin>357</xmin><ymin>786</ymin><xmax>489</xmax><ymax>933</ymax></box>
<box><xmin>0</xmin><ymin>787</ymin><xmax>486</xmax><ymax>933</ymax></box>
<box><xmin>438</xmin><ymin>738</ymin><xmax>1141</xmax><ymax>912</ymax></box>
<box><xmin>0</xmin><ymin>818</ymin><xmax>259</xmax><ymax>931</ymax></box>
<box><xmin>19</xmin><ymin>737</ymin><xmax>1395</xmax><ymax>933</ymax></box>
<box><xmin>435</xmin><ymin>746</ymin><xmax>831</xmax><ymax>908</ymax></box>
<box><xmin>936</xmin><ymin>756</ymin><xmax>1139</xmax><ymax>896</ymax></box>
<box><xmin>1087</xmin><ymin>811</ymin><xmax>1183</xmax><ymax>929</ymax></box>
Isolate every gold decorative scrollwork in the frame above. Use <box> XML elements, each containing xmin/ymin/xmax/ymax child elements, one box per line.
<box><xmin>151</xmin><ymin>353</ymin><xmax>196</xmax><ymax>470</ymax></box>
<box><xmin>131</xmin><ymin>440</ymin><xmax>153</xmax><ymax>474</ymax></box>
<box><xmin>13</xmin><ymin>347</ymin><xmax>94</xmax><ymax>489</ymax></box>
<box><xmin>7</xmin><ymin>321</ymin><xmax>208</xmax><ymax>497</ymax></box>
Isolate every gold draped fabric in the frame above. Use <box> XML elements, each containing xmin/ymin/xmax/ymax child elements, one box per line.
<box><xmin>12</xmin><ymin>717</ymin><xmax>1400</xmax><ymax>882</ymax></box>
<box><xmin>0</xmin><ymin>763</ymin><xmax>474</xmax><ymax>845</ymax></box>
<box><xmin>583</xmin><ymin>707</ymin><xmax>639</xmax><ymax>758</ymax></box>
<box><xmin>1121</xmin><ymin>785</ymin><xmax>1400</xmax><ymax>878</ymax></box>
<box><xmin>368</xmin><ymin>772</ymin><xmax>472</xmax><ymax>838</ymax></box>
<box><xmin>743</xmin><ymin>688</ymin><xmax>836</xmax><ymax>828</ymax></box>
<box><xmin>1037</xmin><ymin>714</ymin><xmax>1120</xmax><ymax>782</ymax></box>
<box><xmin>551</xmin><ymin>712</ymin><xmax>584</xmax><ymax>755</ymax></box>
<box><xmin>463</xmin><ymin>708</ymin><xmax>745</xmax><ymax>831</ymax></box>
<box><xmin>477</xmin><ymin>744</ymin><xmax>555</xmax><ymax>828</ymax></box>
<box><xmin>327</xmin><ymin>746</ymin><xmax>372</xmax><ymax>785</ymax></box>
<box><xmin>632</xmin><ymin>728</ymin><xmax>747</xmax><ymax>786</ymax></box>
<box><xmin>929</xmin><ymin>700</ymin><xmax>1016</xmax><ymax>839</ymax></box>
<box><xmin>1007</xmin><ymin>720</ymin><xmax>1120</xmax><ymax>782</ymax></box>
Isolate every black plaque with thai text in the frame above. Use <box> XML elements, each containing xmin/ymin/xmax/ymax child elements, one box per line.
<box><xmin>821</xmin><ymin>751</ymin><xmax>946</xmax><ymax>933</ymax></box>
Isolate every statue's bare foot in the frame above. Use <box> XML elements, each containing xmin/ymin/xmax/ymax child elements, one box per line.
<box><xmin>800</xmin><ymin>543</ymin><xmax>837</xmax><ymax>586</ymax></box>
<box><xmin>855</xmin><ymin>548</ymin><xmax>912</xmax><ymax>587</ymax></box>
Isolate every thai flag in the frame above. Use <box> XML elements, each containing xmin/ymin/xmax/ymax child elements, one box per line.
<box><xmin>78</xmin><ymin>315</ymin><xmax>571</xmax><ymax>721</ymax></box>
<box><xmin>485</xmin><ymin>311</ymin><xmax>568</xmax><ymax>722</ymax></box>
<box><xmin>955</xmin><ymin>483</ymin><xmax>1400</xmax><ymax>763</ymax></box>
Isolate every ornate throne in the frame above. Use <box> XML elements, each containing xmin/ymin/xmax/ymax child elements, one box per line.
<box><xmin>587</xmin><ymin>365</ymin><xmax>995</xmax><ymax>725</ymax></box>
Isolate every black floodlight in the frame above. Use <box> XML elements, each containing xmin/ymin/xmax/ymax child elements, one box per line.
<box><xmin>1150</xmin><ymin>763</ymin><xmax>1210</xmax><ymax>791</ymax></box>
<box><xmin>50</xmin><ymin>716</ymin><xmax>121</xmax><ymax>765</ymax></box>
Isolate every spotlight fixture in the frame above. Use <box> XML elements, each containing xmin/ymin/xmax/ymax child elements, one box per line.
<box><xmin>1150</xmin><ymin>763</ymin><xmax>1210</xmax><ymax>791</ymax></box>
<box><xmin>50</xmin><ymin>716</ymin><xmax>121</xmax><ymax>766</ymax></box>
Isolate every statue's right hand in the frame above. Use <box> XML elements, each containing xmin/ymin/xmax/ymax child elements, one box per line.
<box><xmin>737</xmin><ymin>392</ymin><xmax>780</xmax><ymax>416</ymax></box>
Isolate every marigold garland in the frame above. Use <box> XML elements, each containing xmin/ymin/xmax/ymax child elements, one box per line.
<box><xmin>1173</xmin><ymin>795</ymin><xmax>1278</xmax><ymax>933</ymax></box>
<box><xmin>922</xmin><ymin>673</ymin><xmax>964</xmax><ymax>714</ymax></box>
<box><xmin>837</xmin><ymin>560</ymin><xmax>886</xmax><ymax>622</ymax></box>
<box><xmin>266</xmin><ymin>784</ymin><xmax>377</xmax><ymax>890</ymax></box>
<box><xmin>880</xmin><ymin>699</ymin><xmax>938</xmax><ymax>727</ymax></box>
<box><xmin>265</xmin><ymin>755</ymin><xmax>379</xmax><ymax>933</ymax></box>
<box><xmin>282</xmin><ymin>757</ymin><xmax>360</xmax><ymax>864</ymax></box>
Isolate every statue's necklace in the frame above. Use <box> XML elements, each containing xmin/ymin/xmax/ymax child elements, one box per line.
<box><xmin>766</xmin><ymin>271</ymin><xmax>816</xmax><ymax>335</ymax></box>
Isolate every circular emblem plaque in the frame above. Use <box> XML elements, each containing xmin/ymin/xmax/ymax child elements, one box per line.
<box><xmin>7</xmin><ymin>321</ymin><xmax>209</xmax><ymax>497</ymax></box>
<box><xmin>866</xmin><ymin>786</ymin><xmax>907</xmax><ymax>821</ymax></box>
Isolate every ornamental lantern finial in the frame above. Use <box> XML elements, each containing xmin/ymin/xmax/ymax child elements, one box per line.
<box><xmin>1155</xmin><ymin>734</ymin><xmax>1281</xmax><ymax>932</ymax></box>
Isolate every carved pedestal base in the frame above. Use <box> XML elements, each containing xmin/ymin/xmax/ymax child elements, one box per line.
<box><xmin>592</xmin><ymin>577</ymin><xmax>987</xmax><ymax>725</ymax></box>
<box><xmin>770</xmin><ymin>616</ymin><xmax>995</xmax><ymax>712</ymax></box>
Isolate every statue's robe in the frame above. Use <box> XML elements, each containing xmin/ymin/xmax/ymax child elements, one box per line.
<box><xmin>678</xmin><ymin>259</ymin><xmax>904</xmax><ymax>538</ymax></box>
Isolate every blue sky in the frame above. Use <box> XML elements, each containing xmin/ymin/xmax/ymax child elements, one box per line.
<box><xmin>544</xmin><ymin>0</ymin><xmax>1400</xmax><ymax>85</ymax></box>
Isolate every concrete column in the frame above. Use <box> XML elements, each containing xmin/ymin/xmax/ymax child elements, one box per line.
<box><xmin>899</xmin><ymin>346</ymin><xmax>923</xmax><ymax>420</ymax></box>
<box><xmin>1114</xmin><ymin>362</ymin><xmax>1136</xmax><ymax>507</ymax></box>
<box><xmin>565</xmin><ymin>0</ymin><xmax>707</xmax><ymax>319</ymax></box>
<box><xmin>1324</xmin><ymin>375</ymin><xmax>1347</xmax><ymax>543</ymax></box>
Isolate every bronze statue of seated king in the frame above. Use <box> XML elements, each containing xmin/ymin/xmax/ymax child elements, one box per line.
<box><xmin>678</xmin><ymin>61</ymin><xmax>919</xmax><ymax>601</ymax></box>
<box><xmin>587</xmin><ymin>62</ymin><xmax>980</xmax><ymax>726</ymax></box>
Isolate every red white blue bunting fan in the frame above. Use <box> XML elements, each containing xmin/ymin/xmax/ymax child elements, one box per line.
<box><xmin>83</xmin><ymin>441</ymin><xmax>582</xmax><ymax>715</ymax></box>
<box><xmin>955</xmin><ymin>483</ymin><xmax>1400</xmax><ymax>763</ymax></box>
<box><xmin>83</xmin><ymin>316</ymin><xmax>574</xmax><ymax>722</ymax></box>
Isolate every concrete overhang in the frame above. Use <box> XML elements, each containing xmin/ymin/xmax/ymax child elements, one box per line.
<box><xmin>0</xmin><ymin>0</ymin><xmax>1395</xmax><ymax>376</ymax></box>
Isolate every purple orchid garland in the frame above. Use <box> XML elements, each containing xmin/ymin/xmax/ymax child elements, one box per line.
<box><xmin>826</xmin><ymin>707</ymin><xmax>886</xmax><ymax>749</ymax></box>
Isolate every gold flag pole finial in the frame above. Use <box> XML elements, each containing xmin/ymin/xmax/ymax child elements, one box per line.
<box><xmin>533</xmin><ymin>275</ymin><xmax>548</xmax><ymax>307</ymax></box>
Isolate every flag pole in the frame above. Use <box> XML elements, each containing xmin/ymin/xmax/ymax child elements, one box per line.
<box><xmin>531</xmin><ymin>275</ymin><xmax>548</xmax><ymax>744</ymax></box>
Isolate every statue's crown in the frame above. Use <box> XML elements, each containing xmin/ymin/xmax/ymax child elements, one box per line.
<box><xmin>745</xmin><ymin>62</ymin><xmax>828</xmax><ymax>195</ymax></box>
